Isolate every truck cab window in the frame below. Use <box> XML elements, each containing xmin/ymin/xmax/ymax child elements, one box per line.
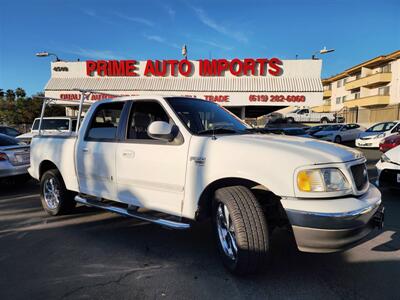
<box><xmin>86</xmin><ymin>102</ymin><xmax>124</xmax><ymax>140</ymax></box>
<box><xmin>127</xmin><ymin>101</ymin><xmax>170</xmax><ymax>140</ymax></box>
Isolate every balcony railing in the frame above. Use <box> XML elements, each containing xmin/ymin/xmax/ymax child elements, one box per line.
<box><xmin>323</xmin><ymin>89</ymin><xmax>332</xmax><ymax>98</ymax></box>
<box><xmin>343</xmin><ymin>94</ymin><xmax>390</xmax><ymax>108</ymax></box>
<box><xmin>345</xmin><ymin>72</ymin><xmax>392</xmax><ymax>90</ymax></box>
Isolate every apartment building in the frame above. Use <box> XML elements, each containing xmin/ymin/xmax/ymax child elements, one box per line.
<box><xmin>315</xmin><ymin>50</ymin><xmax>400</xmax><ymax>114</ymax></box>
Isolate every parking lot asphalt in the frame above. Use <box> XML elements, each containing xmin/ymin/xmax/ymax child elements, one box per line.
<box><xmin>0</xmin><ymin>147</ymin><xmax>399</xmax><ymax>300</ymax></box>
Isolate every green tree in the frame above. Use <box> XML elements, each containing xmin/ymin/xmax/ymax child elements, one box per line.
<box><xmin>6</xmin><ymin>89</ymin><xmax>15</xmax><ymax>101</ymax></box>
<box><xmin>15</xmin><ymin>87</ymin><xmax>26</xmax><ymax>98</ymax></box>
<box><xmin>0</xmin><ymin>89</ymin><xmax>4</xmax><ymax>98</ymax></box>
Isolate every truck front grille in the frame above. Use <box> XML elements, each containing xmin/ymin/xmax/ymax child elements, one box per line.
<box><xmin>350</xmin><ymin>163</ymin><xmax>368</xmax><ymax>191</ymax></box>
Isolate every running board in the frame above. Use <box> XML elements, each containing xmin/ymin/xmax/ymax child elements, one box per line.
<box><xmin>75</xmin><ymin>195</ymin><xmax>190</xmax><ymax>230</ymax></box>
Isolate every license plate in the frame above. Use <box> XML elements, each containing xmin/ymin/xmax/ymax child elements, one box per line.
<box><xmin>15</xmin><ymin>153</ymin><xmax>30</xmax><ymax>164</ymax></box>
<box><xmin>397</xmin><ymin>173</ymin><xmax>400</xmax><ymax>183</ymax></box>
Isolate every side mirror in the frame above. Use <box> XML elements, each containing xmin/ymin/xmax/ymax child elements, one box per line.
<box><xmin>148</xmin><ymin>121</ymin><xmax>177</xmax><ymax>142</ymax></box>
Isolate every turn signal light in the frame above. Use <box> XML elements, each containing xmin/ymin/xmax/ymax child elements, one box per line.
<box><xmin>0</xmin><ymin>152</ymin><xmax>8</xmax><ymax>161</ymax></box>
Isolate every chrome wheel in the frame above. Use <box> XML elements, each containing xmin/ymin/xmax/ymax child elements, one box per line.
<box><xmin>43</xmin><ymin>177</ymin><xmax>60</xmax><ymax>209</ymax></box>
<box><xmin>216</xmin><ymin>203</ymin><xmax>238</xmax><ymax>261</ymax></box>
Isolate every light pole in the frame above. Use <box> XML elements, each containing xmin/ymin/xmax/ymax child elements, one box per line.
<box><xmin>36</xmin><ymin>51</ymin><xmax>61</xmax><ymax>61</ymax></box>
<box><xmin>182</xmin><ymin>45</ymin><xmax>187</xmax><ymax>60</ymax></box>
<box><xmin>312</xmin><ymin>47</ymin><xmax>335</xmax><ymax>59</ymax></box>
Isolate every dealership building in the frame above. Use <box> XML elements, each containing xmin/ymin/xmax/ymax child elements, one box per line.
<box><xmin>44</xmin><ymin>58</ymin><xmax>323</xmax><ymax>119</ymax></box>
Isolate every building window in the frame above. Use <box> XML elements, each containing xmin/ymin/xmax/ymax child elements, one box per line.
<box><xmin>381</xmin><ymin>64</ymin><xmax>391</xmax><ymax>73</ymax></box>
<box><xmin>342</xmin><ymin>96</ymin><xmax>347</xmax><ymax>102</ymax></box>
<box><xmin>354</xmin><ymin>92</ymin><xmax>360</xmax><ymax>99</ymax></box>
<box><xmin>336</xmin><ymin>97</ymin><xmax>341</xmax><ymax>104</ymax></box>
<box><xmin>378</xmin><ymin>86</ymin><xmax>390</xmax><ymax>96</ymax></box>
<box><xmin>343</xmin><ymin>78</ymin><xmax>348</xmax><ymax>84</ymax></box>
<box><xmin>355</xmin><ymin>73</ymin><xmax>361</xmax><ymax>80</ymax></box>
<box><xmin>337</xmin><ymin>80</ymin><xmax>342</xmax><ymax>88</ymax></box>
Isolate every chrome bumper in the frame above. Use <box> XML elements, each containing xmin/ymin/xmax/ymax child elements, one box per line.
<box><xmin>282</xmin><ymin>185</ymin><xmax>384</xmax><ymax>253</ymax></box>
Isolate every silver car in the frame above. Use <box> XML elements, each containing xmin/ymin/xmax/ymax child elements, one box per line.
<box><xmin>0</xmin><ymin>133</ymin><xmax>30</xmax><ymax>179</ymax></box>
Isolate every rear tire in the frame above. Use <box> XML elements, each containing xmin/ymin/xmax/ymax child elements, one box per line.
<box><xmin>334</xmin><ymin>135</ymin><xmax>342</xmax><ymax>143</ymax></box>
<box><xmin>286</xmin><ymin>117</ymin><xmax>294</xmax><ymax>123</ymax></box>
<box><xmin>321</xmin><ymin>117</ymin><xmax>329</xmax><ymax>124</ymax></box>
<box><xmin>40</xmin><ymin>169</ymin><xmax>76</xmax><ymax>216</ymax></box>
<box><xmin>212</xmin><ymin>186</ymin><xmax>269</xmax><ymax>275</ymax></box>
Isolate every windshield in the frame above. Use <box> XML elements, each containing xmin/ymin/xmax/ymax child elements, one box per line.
<box><xmin>366</xmin><ymin>122</ymin><xmax>396</xmax><ymax>132</ymax></box>
<box><xmin>32</xmin><ymin>119</ymin><xmax>70</xmax><ymax>131</ymax></box>
<box><xmin>323</xmin><ymin>125</ymin><xmax>342</xmax><ymax>131</ymax></box>
<box><xmin>0</xmin><ymin>134</ymin><xmax>23</xmax><ymax>146</ymax></box>
<box><xmin>166</xmin><ymin>98</ymin><xmax>249</xmax><ymax>135</ymax></box>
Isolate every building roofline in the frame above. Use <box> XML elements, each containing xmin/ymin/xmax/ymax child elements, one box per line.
<box><xmin>323</xmin><ymin>49</ymin><xmax>400</xmax><ymax>84</ymax></box>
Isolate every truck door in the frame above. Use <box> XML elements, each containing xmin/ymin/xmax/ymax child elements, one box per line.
<box><xmin>302</xmin><ymin>109</ymin><xmax>311</xmax><ymax>122</ymax></box>
<box><xmin>76</xmin><ymin>102</ymin><xmax>125</xmax><ymax>200</ymax></box>
<box><xmin>115</xmin><ymin>100</ymin><xmax>190</xmax><ymax>216</ymax></box>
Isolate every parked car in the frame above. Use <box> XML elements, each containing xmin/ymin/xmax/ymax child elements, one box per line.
<box><xmin>376</xmin><ymin>145</ymin><xmax>400</xmax><ymax>189</ymax></box>
<box><xmin>29</xmin><ymin>96</ymin><xmax>384</xmax><ymax>275</ymax></box>
<box><xmin>305</xmin><ymin>124</ymin><xmax>332</xmax><ymax>136</ymax></box>
<box><xmin>313</xmin><ymin>123</ymin><xmax>364</xmax><ymax>143</ymax></box>
<box><xmin>283</xmin><ymin>108</ymin><xmax>343</xmax><ymax>124</ymax></box>
<box><xmin>379</xmin><ymin>133</ymin><xmax>400</xmax><ymax>153</ymax></box>
<box><xmin>0</xmin><ymin>126</ymin><xmax>21</xmax><ymax>137</ymax></box>
<box><xmin>265</xmin><ymin>112</ymin><xmax>284</xmax><ymax>124</ymax></box>
<box><xmin>356</xmin><ymin>121</ymin><xmax>400</xmax><ymax>148</ymax></box>
<box><xmin>263</xmin><ymin>127</ymin><xmax>312</xmax><ymax>138</ymax></box>
<box><xmin>17</xmin><ymin>117</ymin><xmax>78</xmax><ymax>144</ymax></box>
<box><xmin>0</xmin><ymin>133</ymin><xmax>30</xmax><ymax>180</ymax></box>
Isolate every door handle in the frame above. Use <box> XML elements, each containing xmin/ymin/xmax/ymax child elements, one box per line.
<box><xmin>82</xmin><ymin>148</ymin><xmax>89</xmax><ymax>153</ymax></box>
<box><xmin>122</xmin><ymin>150</ymin><xmax>135</xmax><ymax>158</ymax></box>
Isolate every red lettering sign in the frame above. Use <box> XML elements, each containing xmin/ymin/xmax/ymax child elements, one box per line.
<box><xmin>86</xmin><ymin>58</ymin><xmax>283</xmax><ymax>77</ymax></box>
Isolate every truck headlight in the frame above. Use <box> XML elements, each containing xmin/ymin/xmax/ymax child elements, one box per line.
<box><xmin>297</xmin><ymin>168</ymin><xmax>350</xmax><ymax>192</ymax></box>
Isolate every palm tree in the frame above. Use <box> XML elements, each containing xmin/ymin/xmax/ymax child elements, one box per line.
<box><xmin>6</xmin><ymin>89</ymin><xmax>15</xmax><ymax>101</ymax></box>
<box><xmin>15</xmin><ymin>87</ymin><xmax>26</xmax><ymax>98</ymax></box>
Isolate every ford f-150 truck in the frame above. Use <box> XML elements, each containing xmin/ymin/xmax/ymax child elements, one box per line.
<box><xmin>29</xmin><ymin>96</ymin><xmax>384</xmax><ymax>275</ymax></box>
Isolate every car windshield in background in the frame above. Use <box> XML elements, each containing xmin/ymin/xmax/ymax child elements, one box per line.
<box><xmin>323</xmin><ymin>125</ymin><xmax>342</xmax><ymax>131</ymax></box>
<box><xmin>166</xmin><ymin>97</ymin><xmax>249</xmax><ymax>135</ymax></box>
<box><xmin>32</xmin><ymin>119</ymin><xmax>70</xmax><ymax>130</ymax></box>
<box><xmin>366</xmin><ymin>122</ymin><xmax>396</xmax><ymax>132</ymax></box>
<box><xmin>0</xmin><ymin>134</ymin><xmax>23</xmax><ymax>146</ymax></box>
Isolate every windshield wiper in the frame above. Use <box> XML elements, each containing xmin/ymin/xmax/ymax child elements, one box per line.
<box><xmin>197</xmin><ymin>128</ymin><xmax>239</xmax><ymax>135</ymax></box>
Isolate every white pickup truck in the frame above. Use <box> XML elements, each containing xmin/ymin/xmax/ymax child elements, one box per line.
<box><xmin>17</xmin><ymin>117</ymin><xmax>78</xmax><ymax>144</ymax></box>
<box><xmin>284</xmin><ymin>108</ymin><xmax>343</xmax><ymax>124</ymax></box>
<box><xmin>29</xmin><ymin>96</ymin><xmax>384</xmax><ymax>275</ymax></box>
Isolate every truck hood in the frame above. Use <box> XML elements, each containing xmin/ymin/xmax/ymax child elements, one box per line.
<box><xmin>216</xmin><ymin>134</ymin><xmax>364</xmax><ymax>164</ymax></box>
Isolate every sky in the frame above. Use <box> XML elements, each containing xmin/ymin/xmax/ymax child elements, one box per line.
<box><xmin>0</xmin><ymin>0</ymin><xmax>399</xmax><ymax>96</ymax></box>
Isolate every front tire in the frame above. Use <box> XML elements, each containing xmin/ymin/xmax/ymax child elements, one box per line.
<box><xmin>213</xmin><ymin>186</ymin><xmax>269</xmax><ymax>275</ymax></box>
<box><xmin>40</xmin><ymin>169</ymin><xmax>76</xmax><ymax>216</ymax></box>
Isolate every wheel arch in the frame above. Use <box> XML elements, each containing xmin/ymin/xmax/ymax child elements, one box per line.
<box><xmin>39</xmin><ymin>160</ymin><xmax>59</xmax><ymax>180</ymax></box>
<box><xmin>195</xmin><ymin>177</ymin><xmax>285</xmax><ymax>224</ymax></box>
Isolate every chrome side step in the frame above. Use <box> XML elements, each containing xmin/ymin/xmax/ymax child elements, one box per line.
<box><xmin>75</xmin><ymin>195</ymin><xmax>190</xmax><ymax>230</ymax></box>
